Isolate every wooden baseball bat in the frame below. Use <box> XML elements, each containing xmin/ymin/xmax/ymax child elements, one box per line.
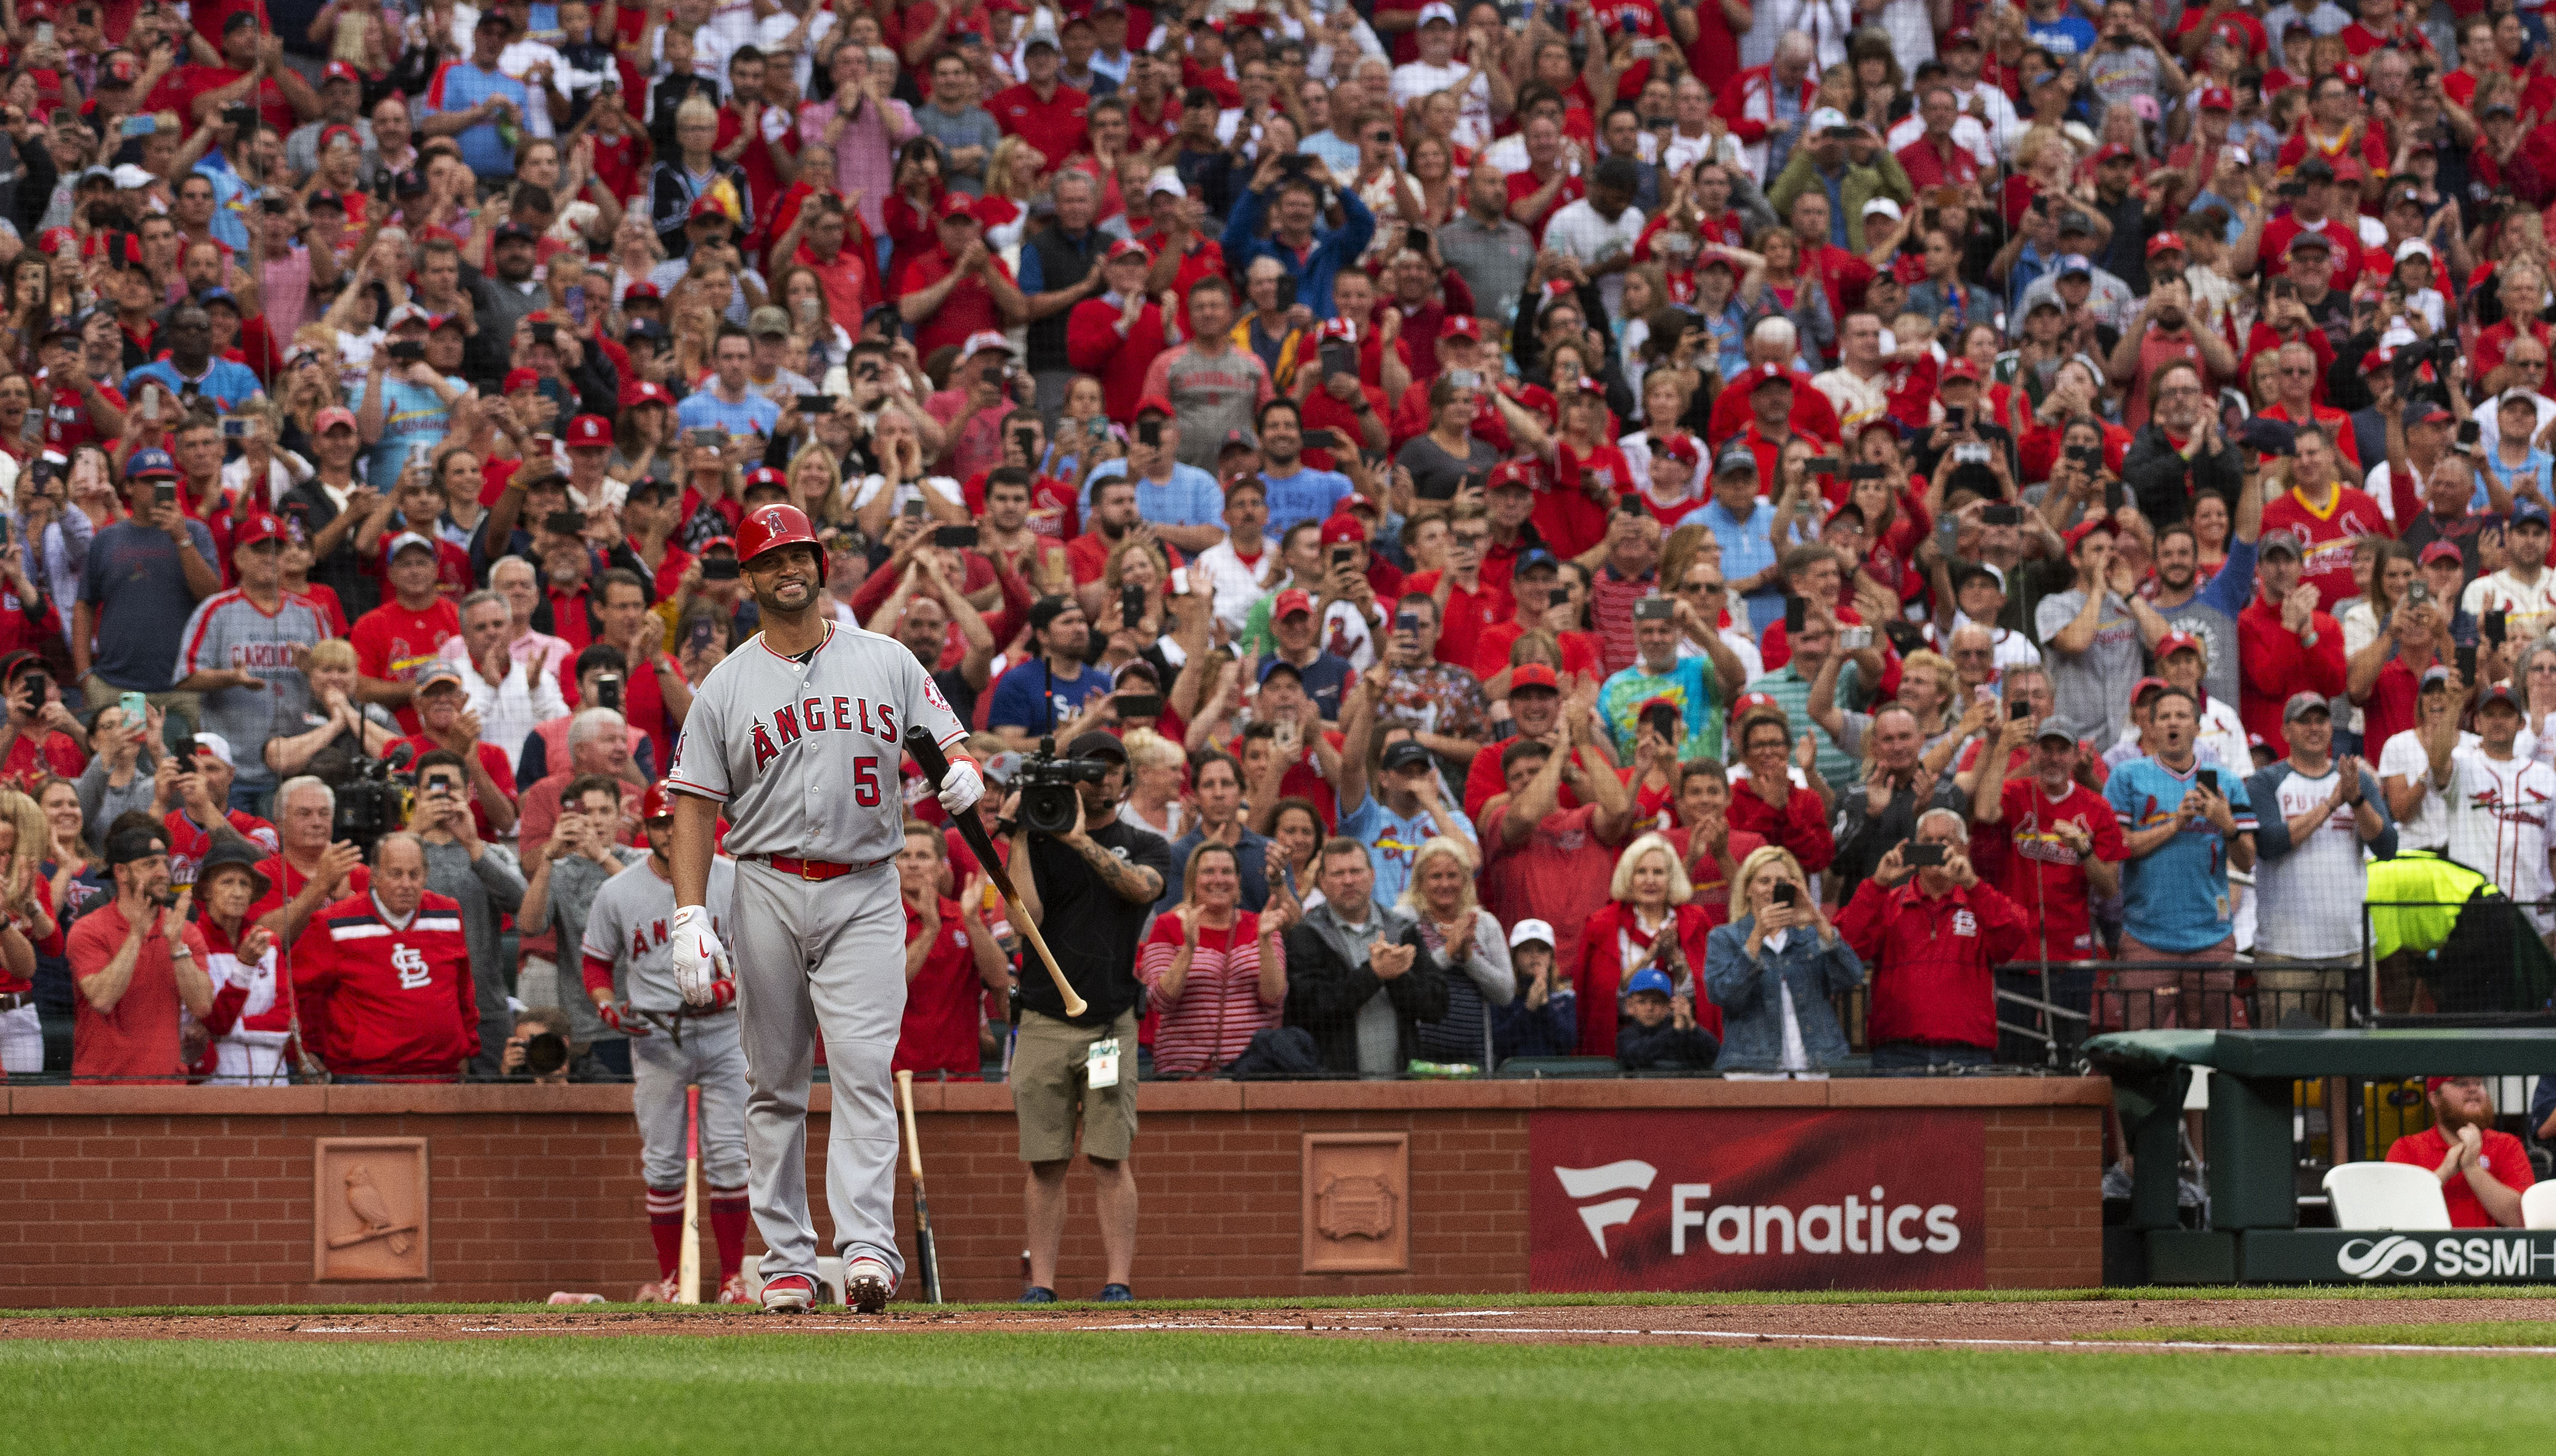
<box><xmin>895</xmin><ymin>1069</ymin><xmax>943</xmax><ymax>1305</ymax></box>
<box><xmin>677</xmin><ymin>1083</ymin><xmax>701</xmax><ymax>1304</ymax></box>
<box><xmin>903</xmin><ymin>727</ymin><xmax>1089</xmax><ymax>1018</ymax></box>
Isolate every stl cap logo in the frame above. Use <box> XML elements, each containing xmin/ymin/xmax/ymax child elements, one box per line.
<box><xmin>1553</xmin><ymin>1159</ymin><xmax>1656</xmax><ymax>1257</ymax></box>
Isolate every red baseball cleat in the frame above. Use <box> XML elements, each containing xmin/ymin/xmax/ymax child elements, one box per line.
<box><xmin>716</xmin><ymin>1274</ymin><xmax>750</xmax><ymax>1305</ymax></box>
<box><xmin>759</xmin><ymin>1274</ymin><xmax>817</xmax><ymax>1313</ymax></box>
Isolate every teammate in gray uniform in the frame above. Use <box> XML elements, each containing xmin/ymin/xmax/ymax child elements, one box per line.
<box><xmin>581</xmin><ymin>781</ymin><xmax>747</xmax><ymax>1303</ymax></box>
<box><xmin>664</xmin><ymin>505</ymin><xmax>982</xmax><ymax>1315</ymax></box>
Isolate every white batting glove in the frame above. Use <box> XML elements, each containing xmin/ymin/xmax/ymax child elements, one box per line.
<box><xmin>938</xmin><ymin>755</ymin><xmax>985</xmax><ymax>817</ymax></box>
<box><xmin>671</xmin><ymin>905</ymin><xmax>720</xmax><ymax>1006</ymax></box>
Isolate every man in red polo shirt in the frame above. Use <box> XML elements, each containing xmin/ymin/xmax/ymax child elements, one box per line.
<box><xmin>2385</xmin><ymin>1075</ymin><xmax>2533</xmax><ymax>1227</ymax></box>
<box><xmin>2235</xmin><ymin>528</ymin><xmax>2346</xmax><ymax>746</ymax></box>
<box><xmin>2260</xmin><ymin>422</ymin><xmax>2387</xmax><ymax>608</ymax></box>
<box><xmin>1298</xmin><ymin>317</ymin><xmax>1393</xmax><ymax>469</ymax></box>
<box><xmin>716</xmin><ymin>48</ymin><xmax>800</xmax><ymax>251</ymax></box>
<box><xmin>988</xmin><ymin>35</ymin><xmax>1091</xmax><ymax>174</ymax></box>
<box><xmin>1065</xmin><ymin>238</ymin><xmax>1168</xmax><ymax>423</ymax></box>
<box><xmin>1728</xmin><ymin>365</ymin><xmax>1833</xmax><ymax>484</ymax></box>
<box><xmin>1385</xmin><ymin>315</ymin><xmax>1513</xmax><ymax>450</ymax></box>
<box><xmin>791</xmin><ymin>195</ymin><xmax>878</xmax><ymax>325</ymax></box>
<box><xmin>1968</xmin><ymin>715</ymin><xmax>2125</xmax><ymax>960</ymax></box>
<box><xmin>1894</xmin><ymin>83</ymin><xmax>1980</xmax><ymax>193</ymax></box>
<box><xmin>70</xmin><ymin>826</ymin><xmax>214</xmax><ymax>1084</ymax></box>
<box><xmin>895</xmin><ymin>194</ymin><xmax>1027</xmax><ymax>359</ymax></box>
<box><xmin>1504</xmin><ymin>114</ymin><xmax>1585</xmax><ymax>246</ymax></box>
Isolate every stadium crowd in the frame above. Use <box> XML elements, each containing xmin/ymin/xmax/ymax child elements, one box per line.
<box><xmin>1</xmin><ymin>0</ymin><xmax>2554</xmax><ymax>1127</ymax></box>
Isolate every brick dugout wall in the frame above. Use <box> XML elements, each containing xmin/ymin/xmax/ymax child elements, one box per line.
<box><xmin>0</xmin><ymin>1080</ymin><xmax>2106</xmax><ymax>1307</ymax></box>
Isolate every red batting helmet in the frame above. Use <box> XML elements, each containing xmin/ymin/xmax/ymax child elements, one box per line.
<box><xmin>638</xmin><ymin>781</ymin><xmax>674</xmax><ymax>821</ymax></box>
<box><xmin>736</xmin><ymin>503</ymin><xmax>826</xmax><ymax>584</ymax></box>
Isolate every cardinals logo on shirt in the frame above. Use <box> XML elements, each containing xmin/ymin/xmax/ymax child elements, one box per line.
<box><xmin>392</xmin><ymin>944</ymin><xmax>431</xmax><ymax>991</ymax></box>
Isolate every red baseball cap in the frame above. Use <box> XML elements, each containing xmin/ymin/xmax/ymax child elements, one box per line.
<box><xmin>1321</xmin><ymin>514</ymin><xmax>1366</xmax><ymax>545</ymax></box>
<box><xmin>1440</xmin><ymin>315</ymin><xmax>1483</xmax><ymax>342</ymax></box>
<box><xmin>686</xmin><ymin>195</ymin><xmax>731</xmax><ymax>222</ymax></box>
<box><xmin>936</xmin><ymin>193</ymin><xmax>982</xmax><ymax>222</ymax></box>
<box><xmin>322</xmin><ymin>60</ymin><xmax>361</xmax><ymax>84</ymax></box>
<box><xmin>1135</xmin><ymin>395</ymin><xmax>1174</xmax><ymax>420</ymax></box>
<box><xmin>622</xmin><ymin>380</ymin><xmax>677</xmax><ymax>409</ymax></box>
<box><xmin>503</xmin><ymin>367</ymin><xmax>541</xmax><ymax>393</ymax></box>
<box><xmin>1729</xmin><ymin>689</ymin><xmax>1783</xmax><ymax>722</ymax></box>
<box><xmin>2199</xmin><ymin>85</ymin><xmax>2234</xmax><ymax>112</ymax></box>
<box><xmin>2093</xmin><ymin>143</ymin><xmax>2135</xmax><ymax>165</ymax></box>
<box><xmin>1104</xmin><ymin>237</ymin><xmax>1149</xmax><ymax>262</ymax></box>
<box><xmin>1510</xmin><ymin>663</ymin><xmax>1561</xmax><ymax>693</ymax></box>
<box><xmin>2063</xmin><ymin>516</ymin><xmax>2117</xmax><ymax>553</ymax></box>
<box><xmin>744</xmin><ymin>466</ymin><xmax>789</xmax><ymax>491</ymax></box>
<box><xmin>1512</xmin><ymin>383</ymin><xmax>1558</xmax><ymax>425</ymax></box>
<box><xmin>1317</xmin><ymin>317</ymin><xmax>1359</xmax><ymax>343</ymax></box>
<box><xmin>314</xmin><ymin>405</ymin><xmax>357</xmax><ymax>434</ymax></box>
<box><xmin>232</xmin><ymin>512</ymin><xmax>288</xmax><ymax>549</ymax></box>
<box><xmin>1487</xmin><ymin>459</ymin><xmax>1540</xmax><ymax>492</ymax></box>
<box><xmin>1656</xmin><ymin>434</ymin><xmax>1699</xmax><ymax>465</ymax></box>
<box><xmin>1272</xmin><ymin>587</ymin><xmax>1314</xmax><ymax>619</ymax></box>
<box><xmin>2147</xmin><ymin>232</ymin><xmax>2188</xmax><ymax>259</ymax></box>
<box><xmin>2131</xmin><ymin>676</ymin><xmax>2171</xmax><ymax>702</ymax></box>
<box><xmin>1745</xmin><ymin>362</ymin><xmax>1794</xmax><ymax>392</ymax></box>
<box><xmin>2419</xmin><ymin>539</ymin><xmax>2466</xmax><ymax>566</ymax></box>
<box><xmin>622</xmin><ymin>281</ymin><xmax>664</xmax><ymax>302</ymax></box>
<box><xmin>1940</xmin><ymin>359</ymin><xmax>1982</xmax><ymax>386</ymax></box>
<box><xmin>565</xmin><ymin>414</ymin><xmax>612</xmax><ymax>448</ymax></box>
<box><xmin>2155</xmin><ymin>630</ymin><xmax>2205</xmax><ymax>660</ymax></box>
<box><xmin>1573</xmin><ymin>375</ymin><xmax>1608</xmax><ymax>396</ymax></box>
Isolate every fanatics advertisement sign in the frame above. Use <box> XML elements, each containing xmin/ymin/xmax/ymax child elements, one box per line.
<box><xmin>1529</xmin><ymin>1110</ymin><xmax>1988</xmax><ymax>1292</ymax></box>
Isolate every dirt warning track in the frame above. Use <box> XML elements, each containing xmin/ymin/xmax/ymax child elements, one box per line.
<box><xmin>10</xmin><ymin>1297</ymin><xmax>2556</xmax><ymax>1352</ymax></box>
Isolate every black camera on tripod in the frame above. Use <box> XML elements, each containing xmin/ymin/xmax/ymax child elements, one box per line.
<box><xmin>333</xmin><ymin>744</ymin><xmax>418</xmax><ymax>854</ymax></box>
<box><xmin>2392</xmin><ymin>334</ymin><xmax>2459</xmax><ymax>401</ymax></box>
<box><xmin>1015</xmin><ymin>736</ymin><xmax>1116</xmax><ymax>836</ymax></box>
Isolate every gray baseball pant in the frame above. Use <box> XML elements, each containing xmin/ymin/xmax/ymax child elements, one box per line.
<box><xmin>732</xmin><ymin>858</ymin><xmax>909</xmax><ymax>1290</ymax></box>
<box><xmin>630</xmin><ymin>1012</ymin><xmax>751</xmax><ymax>1189</ymax></box>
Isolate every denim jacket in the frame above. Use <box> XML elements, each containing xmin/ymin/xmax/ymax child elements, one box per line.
<box><xmin>1703</xmin><ymin>914</ymin><xmax>1865</xmax><ymax>1071</ymax></box>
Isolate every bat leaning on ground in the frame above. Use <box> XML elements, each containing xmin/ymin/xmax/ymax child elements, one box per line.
<box><xmin>678</xmin><ymin>1084</ymin><xmax>702</xmax><ymax>1304</ymax></box>
<box><xmin>903</xmin><ymin>726</ymin><xmax>1088</xmax><ymax>1017</ymax></box>
<box><xmin>896</xmin><ymin>1069</ymin><xmax>944</xmax><ymax>1304</ymax></box>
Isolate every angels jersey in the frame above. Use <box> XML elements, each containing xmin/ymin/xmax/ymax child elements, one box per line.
<box><xmin>581</xmin><ymin>855</ymin><xmax>739</xmax><ymax>1012</ymax></box>
<box><xmin>665</xmin><ymin>622</ymin><xmax>968</xmax><ymax>865</ymax></box>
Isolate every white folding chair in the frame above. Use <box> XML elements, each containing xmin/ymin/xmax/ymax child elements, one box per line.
<box><xmin>2519</xmin><ymin>1182</ymin><xmax>2556</xmax><ymax>1230</ymax></box>
<box><xmin>2321</xmin><ymin>1161</ymin><xmax>2453</xmax><ymax>1230</ymax></box>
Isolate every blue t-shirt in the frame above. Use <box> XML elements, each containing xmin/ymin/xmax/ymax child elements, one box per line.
<box><xmin>1263</xmin><ymin>651</ymin><xmax>1354</xmax><ymax>720</ymax></box>
<box><xmin>349</xmin><ymin>374</ymin><xmax>464</xmax><ymax>489</ymax></box>
<box><xmin>1337</xmin><ymin>791</ymin><xmax>1476</xmax><ymax>910</ymax></box>
<box><xmin>80</xmin><ymin>518</ymin><xmax>221</xmax><ymax>691</ymax></box>
<box><xmin>1701</xmin><ymin>497</ymin><xmax>1780</xmax><ymax>633</ymax></box>
<box><xmin>987</xmin><ymin>658</ymin><xmax>1112</xmax><ymax>735</ymax></box>
<box><xmin>2027</xmin><ymin>13</ymin><xmax>2098</xmax><ymax>56</ymax></box>
<box><xmin>677</xmin><ymin>389</ymin><xmax>783</xmax><ymax>438</ymax></box>
<box><xmin>2106</xmin><ymin>756</ymin><xmax>2258</xmax><ymax>953</ymax></box>
<box><xmin>1258</xmin><ymin>465</ymin><xmax>1354</xmax><ymax>539</ymax></box>
<box><xmin>125</xmin><ymin>357</ymin><xmax>264</xmax><ymax>414</ymax></box>
<box><xmin>421</xmin><ymin>60</ymin><xmax>532</xmax><ymax>178</ymax></box>
<box><xmin>1083</xmin><ymin>458</ymin><xmax>1225</xmax><ymax>527</ymax></box>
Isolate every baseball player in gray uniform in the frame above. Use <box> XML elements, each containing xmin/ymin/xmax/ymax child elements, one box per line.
<box><xmin>664</xmin><ymin>504</ymin><xmax>980</xmax><ymax>1314</ymax></box>
<box><xmin>580</xmin><ymin>782</ymin><xmax>746</xmax><ymax>1302</ymax></box>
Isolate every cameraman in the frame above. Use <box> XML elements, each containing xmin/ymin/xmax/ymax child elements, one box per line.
<box><xmin>1007</xmin><ymin>730</ymin><xmax>1171</xmax><ymax>1304</ymax></box>
<box><xmin>501</xmin><ymin>1007</ymin><xmax>574</xmax><ymax>1084</ymax></box>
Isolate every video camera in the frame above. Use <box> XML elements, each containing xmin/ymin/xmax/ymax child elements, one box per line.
<box><xmin>1015</xmin><ymin>735</ymin><xmax>1115</xmax><ymax>836</ymax></box>
<box><xmin>2393</xmin><ymin>335</ymin><xmax>2459</xmax><ymax>401</ymax></box>
<box><xmin>334</xmin><ymin>743</ymin><xmax>417</xmax><ymax>855</ymax></box>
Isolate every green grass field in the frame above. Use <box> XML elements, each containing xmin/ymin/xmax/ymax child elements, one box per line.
<box><xmin>9</xmin><ymin>1328</ymin><xmax>2556</xmax><ymax>1456</ymax></box>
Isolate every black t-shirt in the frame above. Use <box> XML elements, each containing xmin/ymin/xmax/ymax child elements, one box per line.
<box><xmin>1018</xmin><ymin>816</ymin><xmax>1173</xmax><ymax>1027</ymax></box>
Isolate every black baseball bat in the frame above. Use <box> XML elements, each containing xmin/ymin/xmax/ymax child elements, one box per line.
<box><xmin>903</xmin><ymin>726</ymin><xmax>1088</xmax><ymax>1016</ymax></box>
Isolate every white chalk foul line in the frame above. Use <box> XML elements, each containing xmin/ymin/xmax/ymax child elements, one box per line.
<box><xmin>1070</xmin><ymin>1321</ymin><xmax>2556</xmax><ymax>1356</ymax></box>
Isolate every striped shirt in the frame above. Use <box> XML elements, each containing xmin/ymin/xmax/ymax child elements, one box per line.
<box><xmin>1136</xmin><ymin>913</ymin><xmax>1279</xmax><ymax>1078</ymax></box>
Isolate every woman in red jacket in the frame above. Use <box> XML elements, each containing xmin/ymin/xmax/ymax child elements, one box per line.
<box><xmin>1576</xmin><ymin>831</ymin><xmax>1724</xmax><ymax>1059</ymax></box>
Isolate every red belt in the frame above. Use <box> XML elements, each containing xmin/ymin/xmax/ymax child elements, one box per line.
<box><xmin>760</xmin><ymin>854</ymin><xmax>885</xmax><ymax>881</ymax></box>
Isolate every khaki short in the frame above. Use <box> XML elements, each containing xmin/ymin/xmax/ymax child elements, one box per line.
<box><xmin>1011</xmin><ymin>1008</ymin><xmax>1139</xmax><ymax>1164</ymax></box>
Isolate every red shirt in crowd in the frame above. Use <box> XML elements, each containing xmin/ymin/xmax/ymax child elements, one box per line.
<box><xmin>292</xmin><ymin>889</ymin><xmax>479</xmax><ymax>1081</ymax></box>
<box><xmin>1573</xmin><ymin>900</ymin><xmax>1722</xmax><ymax>1058</ymax></box>
<box><xmin>1136</xmin><ymin>913</ymin><xmax>1279</xmax><ymax>1077</ymax></box>
<box><xmin>1979</xmin><ymin>776</ymin><xmax>2127</xmax><ymax>961</ymax></box>
<box><xmin>2260</xmin><ymin>483</ymin><xmax>2387</xmax><ymax>611</ymax></box>
<box><xmin>2387</xmin><ymin>1123</ymin><xmax>2534</xmax><ymax>1229</ymax></box>
<box><xmin>69</xmin><ymin>901</ymin><xmax>213</xmax><ymax>1083</ymax></box>
<box><xmin>1726</xmin><ymin>773</ymin><xmax>1837</xmax><ymax>872</ymax></box>
<box><xmin>893</xmin><ymin>894</ymin><xmax>988</xmax><ymax>1078</ymax></box>
<box><xmin>1836</xmin><ymin>876</ymin><xmax>2031</xmax><ymax>1051</ymax></box>
<box><xmin>1479</xmin><ymin>801</ymin><xmax>1626</xmax><ymax>999</ymax></box>
<box><xmin>349</xmin><ymin>595</ymin><xmax>463</xmax><ymax>734</ymax></box>
<box><xmin>2236</xmin><ymin>592</ymin><xmax>2346</xmax><ymax>747</ymax></box>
